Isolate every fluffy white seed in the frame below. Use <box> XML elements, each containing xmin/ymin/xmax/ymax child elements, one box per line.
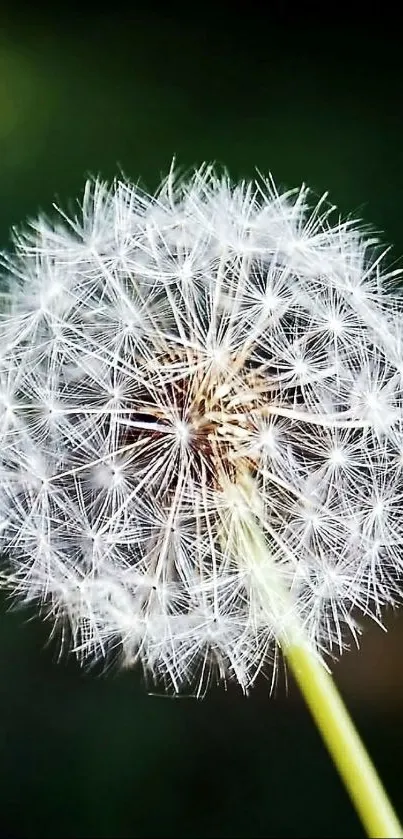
<box><xmin>0</xmin><ymin>165</ymin><xmax>402</xmax><ymax>695</ymax></box>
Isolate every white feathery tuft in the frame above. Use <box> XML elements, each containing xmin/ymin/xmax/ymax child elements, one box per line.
<box><xmin>0</xmin><ymin>164</ymin><xmax>403</xmax><ymax>695</ymax></box>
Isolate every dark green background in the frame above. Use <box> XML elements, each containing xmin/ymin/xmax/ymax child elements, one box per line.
<box><xmin>1</xmin><ymin>11</ymin><xmax>403</xmax><ymax>838</ymax></box>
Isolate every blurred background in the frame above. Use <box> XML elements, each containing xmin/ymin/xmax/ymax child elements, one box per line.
<box><xmin>1</xmin><ymin>7</ymin><xmax>403</xmax><ymax>837</ymax></box>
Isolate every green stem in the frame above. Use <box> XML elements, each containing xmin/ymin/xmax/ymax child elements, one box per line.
<box><xmin>228</xmin><ymin>478</ymin><xmax>403</xmax><ymax>838</ymax></box>
<box><xmin>285</xmin><ymin>641</ymin><xmax>402</xmax><ymax>839</ymax></box>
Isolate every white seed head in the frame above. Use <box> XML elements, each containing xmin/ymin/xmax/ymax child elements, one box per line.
<box><xmin>1</xmin><ymin>164</ymin><xmax>403</xmax><ymax>695</ymax></box>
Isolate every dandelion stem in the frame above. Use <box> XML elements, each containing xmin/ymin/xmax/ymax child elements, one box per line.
<box><xmin>285</xmin><ymin>641</ymin><xmax>402</xmax><ymax>839</ymax></box>
<box><xmin>233</xmin><ymin>479</ymin><xmax>402</xmax><ymax>838</ymax></box>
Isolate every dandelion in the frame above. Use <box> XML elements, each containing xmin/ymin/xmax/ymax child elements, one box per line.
<box><xmin>0</xmin><ymin>163</ymin><xmax>402</xmax><ymax>836</ymax></box>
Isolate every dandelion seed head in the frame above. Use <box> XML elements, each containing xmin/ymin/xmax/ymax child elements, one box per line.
<box><xmin>0</xmin><ymin>163</ymin><xmax>403</xmax><ymax>695</ymax></box>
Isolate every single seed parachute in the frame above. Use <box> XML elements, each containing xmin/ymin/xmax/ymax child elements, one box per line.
<box><xmin>0</xmin><ymin>164</ymin><xmax>403</xmax><ymax>694</ymax></box>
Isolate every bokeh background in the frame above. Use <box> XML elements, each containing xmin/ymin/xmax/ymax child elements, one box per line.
<box><xmin>1</xmin><ymin>8</ymin><xmax>403</xmax><ymax>837</ymax></box>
